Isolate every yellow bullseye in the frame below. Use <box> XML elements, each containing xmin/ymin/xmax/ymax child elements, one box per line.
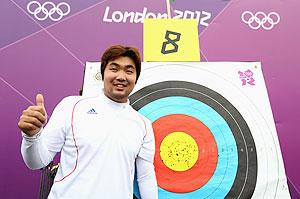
<box><xmin>160</xmin><ymin>131</ymin><xmax>199</xmax><ymax>171</ymax></box>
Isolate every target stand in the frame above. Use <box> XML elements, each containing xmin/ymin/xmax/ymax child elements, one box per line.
<box><xmin>82</xmin><ymin>61</ymin><xmax>290</xmax><ymax>199</ymax></box>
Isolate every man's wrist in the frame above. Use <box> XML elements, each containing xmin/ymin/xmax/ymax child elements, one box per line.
<box><xmin>22</xmin><ymin>128</ymin><xmax>43</xmax><ymax>140</ymax></box>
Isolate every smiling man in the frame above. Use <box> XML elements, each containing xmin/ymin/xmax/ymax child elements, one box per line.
<box><xmin>18</xmin><ymin>45</ymin><xmax>158</xmax><ymax>199</ymax></box>
<box><xmin>101</xmin><ymin>50</ymin><xmax>138</xmax><ymax>103</ymax></box>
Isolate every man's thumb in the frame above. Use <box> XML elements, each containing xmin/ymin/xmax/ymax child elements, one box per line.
<box><xmin>36</xmin><ymin>94</ymin><xmax>44</xmax><ymax>107</ymax></box>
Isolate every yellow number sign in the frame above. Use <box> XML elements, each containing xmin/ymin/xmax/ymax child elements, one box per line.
<box><xmin>143</xmin><ymin>18</ymin><xmax>200</xmax><ymax>61</ymax></box>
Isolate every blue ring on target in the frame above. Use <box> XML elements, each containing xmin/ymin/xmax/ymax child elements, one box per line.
<box><xmin>134</xmin><ymin>96</ymin><xmax>238</xmax><ymax>198</ymax></box>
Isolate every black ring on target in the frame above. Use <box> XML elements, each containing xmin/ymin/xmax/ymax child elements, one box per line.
<box><xmin>130</xmin><ymin>81</ymin><xmax>257</xmax><ymax>198</ymax></box>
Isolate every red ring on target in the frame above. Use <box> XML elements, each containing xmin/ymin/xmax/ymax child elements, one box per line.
<box><xmin>153</xmin><ymin>114</ymin><xmax>218</xmax><ymax>193</ymax></box>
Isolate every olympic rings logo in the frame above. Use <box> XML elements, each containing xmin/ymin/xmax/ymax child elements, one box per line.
<box><xmin>241</xmin><ymin>11</ymin><xmax>280</xmax><ymax>30</ymax></box>
<box><xmin>27</xmin><ymin>1</ymin><xmax>70</xmax><ymax>22</ymax></box>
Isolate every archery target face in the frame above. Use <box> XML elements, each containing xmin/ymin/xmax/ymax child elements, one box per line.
<box><xmin>130</xmin><ymin>62</ymin><xmax>290</xmax><ymax>198</ymax></box>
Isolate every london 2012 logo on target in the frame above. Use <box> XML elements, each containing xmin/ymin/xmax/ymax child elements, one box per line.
<box><xmin>27</xmin><ymin>1</ymin><xmax>70</xmax><ymax>22</ymax></box>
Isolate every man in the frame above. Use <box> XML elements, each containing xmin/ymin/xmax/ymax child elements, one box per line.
<box><xmin>18</xmin><ymin>45</ymin><xmax>158</xmax><ymax>199</ymax></box>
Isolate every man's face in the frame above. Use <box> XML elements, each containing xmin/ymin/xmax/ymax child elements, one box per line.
<box><xmin>103</xmin><ymin>56</ymin><xmax>137</xmax><ymax>103</ymax></box>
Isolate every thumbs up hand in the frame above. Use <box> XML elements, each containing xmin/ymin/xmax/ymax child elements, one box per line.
<box><xmin>18</xmin><ymin>94</ymin><xmax>48</xmax><ymax>137</ymax></box>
